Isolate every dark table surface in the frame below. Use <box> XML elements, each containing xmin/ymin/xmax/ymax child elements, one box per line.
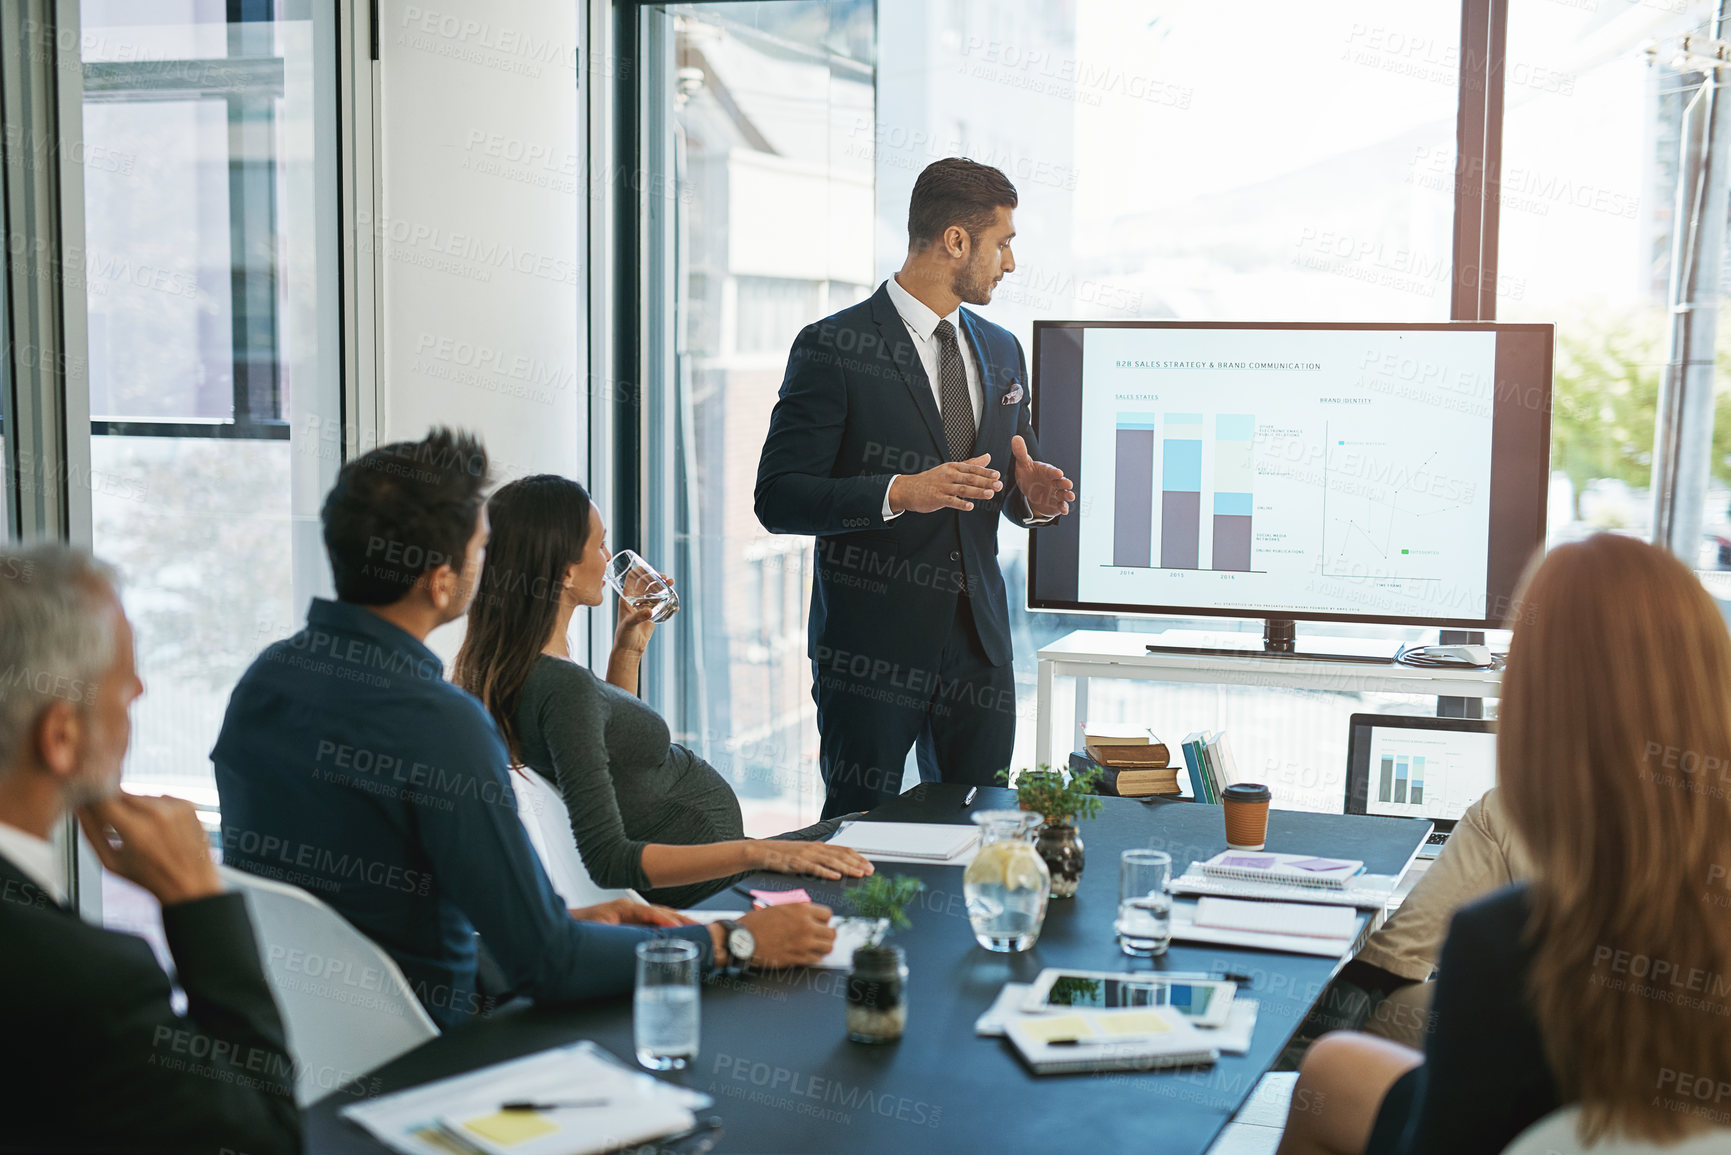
<box><xmin>307</xmin><ymin>784</ymin><xmax>1431</xmax><ymax>1154</ymax></box>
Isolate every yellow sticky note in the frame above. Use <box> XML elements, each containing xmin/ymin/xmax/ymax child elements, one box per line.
<box><xmin>459</xmin><ymin>1110</ymin><xmax>560</xmax><ymax>1147</ymax></box>
<box><xmin>1099</xmin><ymin>1010</ymin><xmax>1173</xmax><ymax>1035</ymax></box>
<box><xmin>1018</xmin><ymin>1015</ymin><xmax>1092</xmax><ymax>1042</ymax></box>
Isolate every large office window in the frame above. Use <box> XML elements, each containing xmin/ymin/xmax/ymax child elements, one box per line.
<box><xmin>635</xmin><ymin>2</ymin><xmax>1731</xmax><ymax>824</ymax></box>
<box><xmin>643</xmin><ymin>1</ymin><xmax>873</xmax><ymax>835</ymax></box>
<box><xmin>1496</xmin><ymin>2</ymin><xmax>1729</xmax><ymax>577</ymax></box>
<box><xmin>642</xmin><ymin>1</ymin><xmax>1466</xmax><ymax>827</ymax></box>
<box><xmin>78</xmin><ymin>1</ymin><xmax>341</xmax><ymax>821</ymax></box>
<box><xmin>876</xmin><ymin>1</ymin><xmax>1469</xmax><ymax>806</ymax></box>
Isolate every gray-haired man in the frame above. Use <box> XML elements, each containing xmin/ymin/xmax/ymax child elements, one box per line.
<box><xmin>0</xmin><ymin>544</ymin><xmax>300</xmax><ymax>1155</ymax></box>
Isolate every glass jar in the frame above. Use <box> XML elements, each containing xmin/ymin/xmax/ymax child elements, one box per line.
<box><xmin>1035</xmin><ymin>822</ymin><xmax>1085</xmax><ymax>898</ymax></box>
<box><xmin>846</xmin><ymin>943</ymin><xmax>908</xmax><ymax>1043</ymax></box>
<box><xmin>962</xmin><ymin>809</ymin><xmax>1051</xmax><ymax>951</ymax></box>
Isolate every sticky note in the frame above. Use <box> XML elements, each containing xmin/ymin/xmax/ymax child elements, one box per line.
<box><xmin>459</xmin><ymin>1110</ymin><xmax>560</xmax><ymax>1146</ymax></box>
<box><xmin>1018</xmin><ymin>1015</ymin><xmax>1091</xmax><ymax>1043</ymax></box>
<box><xmin>1099</xmin><ymin>1011</ymin><xmax>1172</xmax><ymax>1035</ymax></box>
<box><xmin>1288</xmin><ymin>857</ymin><xmax>1350</xmax><ymax>871</ymax></box>
<box><xmin>750</xmin><ymin>887</ymin><xmax>811</xmax><ymax>906</ymax></box>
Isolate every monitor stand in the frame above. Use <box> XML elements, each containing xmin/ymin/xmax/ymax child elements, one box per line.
<box><xmin>1143</xmin><ymin>618</ymin><xmax>1400</xmax><ymax>665</ymax></box>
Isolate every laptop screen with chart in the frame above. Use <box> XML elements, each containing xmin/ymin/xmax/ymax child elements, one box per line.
<box><xmin>1346</xmin><ymin>713</ymin><xmax>1497</xmax><ymax>826</ymax></box>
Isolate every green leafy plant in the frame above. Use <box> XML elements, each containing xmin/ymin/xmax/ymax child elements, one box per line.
<box><xmin>841</xmin><ymin>873</ymin><xmax>926</xmax><ymax>945</ymax></box>
<box><xmin>996</xmin><ymin>764</ymin><xmax>1103</xmax><ymax>827</ymax></box>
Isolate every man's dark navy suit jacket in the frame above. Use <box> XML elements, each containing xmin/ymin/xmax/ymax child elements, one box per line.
<box><xmin>755</xmin><ymin>281</ymin><xmax>1044</xmax><ymax>671</ymax></box>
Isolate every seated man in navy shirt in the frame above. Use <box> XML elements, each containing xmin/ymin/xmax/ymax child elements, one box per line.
<box><xmin>214</xmin><ymin>427</ymin><xmax>832</xmax><ymax>1029</ymax></box>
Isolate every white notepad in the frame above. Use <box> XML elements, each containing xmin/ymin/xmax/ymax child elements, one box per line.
<box><xmin>1193</xmin><ymin>897</ymin><xmax>1357</xmax><ymax>941</ymax></box>
<box><xmin>1004</xmin><ymin>1007</ymin><xmax>1218</xmax><ymax>1074</ymax></box>
<box><xmin>340</xmin><ymin>1041</ymin><xmax>707</xmax><ymax>1155</ymax></box>
<box><xmin>830</xmin><ymin>821</ymin><xmax>980</xmax><ymax>861</ymax></box>
<box><xmin>1169</xmin><ymin>904</ymin><xmax>1353</xmax><ymax>958</ymax></box>
<box><xmin>1169</xmin><ymin>870</ymin><xmax>1397</xmax><ymax>910</ymax></box>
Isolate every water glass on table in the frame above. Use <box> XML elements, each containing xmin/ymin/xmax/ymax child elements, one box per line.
<box><xmin>634</xmin><ymin>939</ymin><xmax>700</xmax><ymax>1070</ymax></box>
<box><xmin>605</xmin><ymin>549</ymin><xmax>680</xmax><ymax>623</ymax></box>
<box><xmin>1117</xmin><ymin>849</ymin><xmax>1173</xmax><ymax>957</ymax></box>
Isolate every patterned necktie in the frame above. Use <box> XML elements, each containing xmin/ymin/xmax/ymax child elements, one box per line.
<box><xmin>933</xmin><ymin>319</ymin><xmax>976</xmax><ymax>461</ymax></box>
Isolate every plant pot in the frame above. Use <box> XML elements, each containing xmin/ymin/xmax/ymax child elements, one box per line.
<box><xmin>1036</xmin><ymin>823</ymin><xmax>1085</xmax><ymax>898</ymax></box>
<box><xmin>846</xmin><ymin>944</ymin><xmax>908</xmax><ymax>1043</ymax></box>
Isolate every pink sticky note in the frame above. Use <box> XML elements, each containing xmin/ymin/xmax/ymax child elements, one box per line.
<box><xmin>750</xmin><ymin>888</ymin><xmax>812</xmax><ymax>906</ymax></box>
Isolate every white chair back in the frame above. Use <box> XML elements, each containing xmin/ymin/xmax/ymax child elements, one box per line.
<box><xmin>508</xmin><ymin>767</ymin><xmax>646</xmax><ymax>908</ymax></box>
<box><xmin>1503</xmin><ymin>1105</ymin><xmax>1731</xmax><ymax>1155</ymax></box>
<box><xmin>221</xmin><ymin>866</ymin><xmax>438</xmax><ymax>1106</ymax></box>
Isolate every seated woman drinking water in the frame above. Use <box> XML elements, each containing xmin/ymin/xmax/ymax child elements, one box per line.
<box><xmin>1276</xmin><ymin>532</ymin><xmax>1731</xmax><ymax>1155</ymax></box>
<box><xmin>453</xmin><ymin>475</ymin><xmax>872</xmax><ymax>909</ymax></box>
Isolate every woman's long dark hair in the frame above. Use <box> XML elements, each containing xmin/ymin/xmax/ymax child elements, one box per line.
<box><xmin>452</xmin><ymin>474</ymin><xmax>593</xmax><ymax>759</ymax></box>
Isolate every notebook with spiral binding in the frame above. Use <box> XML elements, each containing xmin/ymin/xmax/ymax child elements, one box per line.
<box><xmin>1197</xmin><ymin>850</ymin><xmax>1364</xmax><ymax>889</ymax></box>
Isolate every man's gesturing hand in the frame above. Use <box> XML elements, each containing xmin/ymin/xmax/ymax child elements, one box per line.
<box><xmin>1010</xmin><ymin>435</ymin><xmax>1075</xmax><ymax>519</ymax></box>
<box><xmin>887</xmin><ymin>454</ymin><xmax>1001</xmax><ymax>514</ymax></box>
<box><xmin>76</xmin><ymin>793</ymin><xmax>223</xmax><ymax>908</ymax></box>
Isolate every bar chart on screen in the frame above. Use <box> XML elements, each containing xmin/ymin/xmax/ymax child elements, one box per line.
<box><xmin>1362</xmin><ymin>726</ymin><xmax>1497</xmax><ymax>822</ymax></box>
<box><xmin>1376</xmin><ymin>753</ymin><xmax>1425</xmax><ymax>805</ymax></box>
<box><xmin>1107</xmin><ymin>411</ymin><xmax>1264</xmax><ymax>574</ymax></box>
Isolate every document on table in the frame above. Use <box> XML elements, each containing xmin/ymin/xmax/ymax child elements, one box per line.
<box><xmin>829</xmin><ymin>821</ymin><xmax>981</xmax><ymax>864</ymax></box>
<box><xmin>1169</xmin><ymin>902</ymin><xmax>1358</xmax><ymax>958</ymax></box>
<box><xmin>1194</xmin><ymin>897</ymin><xmax>1357</xmax><ymax>940</ymax></box>
<box><xmin>339</xmin><ymin>1041</ymin><xmax>708</xmax><ymax>1155</ymax></box>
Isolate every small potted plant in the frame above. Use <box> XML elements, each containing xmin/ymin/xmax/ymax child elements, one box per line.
<box><xmin>840</xmin><ymin>873</ymin><xmax>924</xmax><ymax>1043</ymax></box>
<box><xmin>997</xmin><ymin>765</ymin><xmax>1102</xmax><ymax>898</ymax></box>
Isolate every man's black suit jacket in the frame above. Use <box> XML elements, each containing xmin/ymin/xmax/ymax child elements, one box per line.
<box><xmin>0</xmin><ymin>854</ymin><xmax>300</xmax><ymax>1154</ymax></box>
<box><xmin>756</xmin><ymin>282</ymin><xmax>1043</xmax><ymax>670</ymax></box>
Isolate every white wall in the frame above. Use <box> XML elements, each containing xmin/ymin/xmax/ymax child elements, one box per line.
<box><xmin>374</xmin><ymin>0</ymin><xmax>588</xmax><ymax>656</ymax></box>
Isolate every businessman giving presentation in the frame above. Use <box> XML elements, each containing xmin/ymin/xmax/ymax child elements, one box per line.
<box><xmin>755</xmin><ymin>158</ymin><xmax>1075</xmax><ymax>818</ymax></box>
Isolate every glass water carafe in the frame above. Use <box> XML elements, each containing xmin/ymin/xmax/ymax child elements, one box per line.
<box><xmin>962</xmin><ymin>810</ymin><xmax>1051</xmax><ymax>952</ymax></box>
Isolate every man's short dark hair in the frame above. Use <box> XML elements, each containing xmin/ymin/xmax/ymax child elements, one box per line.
<box><xmin>320</xmin><ymin>427</ymin><xmax>491</xmax><ymax>605</ymax></box>
<box><xmin>907</xmin><ymin>158</ymin><xmax>1018</xmax><ymax>253</ymax></box>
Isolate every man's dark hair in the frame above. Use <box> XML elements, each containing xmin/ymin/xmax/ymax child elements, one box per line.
<box><xmin>320</xmin><ymin>427</ymin><xmax>491</xmax><ymax>605</ymax></box>
<box><xmin>907</xmin><ymin>157</ymin><xmax>1018</xmax><ymax>253</ymax></box>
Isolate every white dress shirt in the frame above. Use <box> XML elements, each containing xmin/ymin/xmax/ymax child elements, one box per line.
<box><xmin>0</xmin><ymin>819</ymin><xmax>67</xmax><ymax>907</ymax></box>
<box><xmin>880</xmin><ymin>275</ymin><xmax>1051</xmax><ymax>524</ymax></box>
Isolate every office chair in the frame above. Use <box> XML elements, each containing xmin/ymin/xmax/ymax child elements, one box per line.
<box><xmin>220</xmin><ymin>866</ymin><xmax>438</xmax><ymax>1106</ymax></box>
<box><xmin>507</xmin><ymin>766</ymin><xmax>647</xmax><ymax>908</ymax></box>
<box><xmin>1502</xmin><ymin>1105</ymin><xmax>1729</xmax><ymax>1155</ymax></box>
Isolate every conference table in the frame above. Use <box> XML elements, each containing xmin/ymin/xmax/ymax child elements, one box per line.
<box><xmin>307</xmin><ymin>784</ymin><xmax>1432</xmax><ymax>1154</ymax></box>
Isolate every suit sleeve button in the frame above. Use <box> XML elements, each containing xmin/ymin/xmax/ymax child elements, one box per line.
<box><xmin>949</xmin><ymin>550</ymin><xmax>961</xmax><ymax>562</ymax></box>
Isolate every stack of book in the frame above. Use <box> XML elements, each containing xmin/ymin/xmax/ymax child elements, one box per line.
<box><xmin>1177</xmin><ymin>730</ymin><xmax>1241</xmax><ymax>805</ymax></box>
<box><xmin>1075</xmin><ymin>724</ymin><xmax>1182</xmax><ymax>797</ymax></box>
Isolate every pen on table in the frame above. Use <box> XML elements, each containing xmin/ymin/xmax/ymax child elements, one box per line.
<box><xmin>729</xmin><ymin>885</ymin><xmax>763</xmax><ymax>908</ymax></box>
<box><xmin>501</xmin><ymin>1098</ymin><xmax>610</xmax><ymax>1111</ymax></box>
<box><xmin>961</xmin><ymin>786</ymin><xmax>979</xmax><ymax>808</ymax></box>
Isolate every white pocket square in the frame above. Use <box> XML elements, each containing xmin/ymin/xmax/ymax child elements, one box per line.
<box><xmin>1000</xmin><ymin>384</ymin><xmax>1025</xmax><ymax>405</ymax></box>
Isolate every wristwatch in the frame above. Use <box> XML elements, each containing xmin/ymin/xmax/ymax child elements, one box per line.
<box><xmin>719</xmin><ymin>919</ymin><xmax>756</xmax><ymax>971</ymax></box>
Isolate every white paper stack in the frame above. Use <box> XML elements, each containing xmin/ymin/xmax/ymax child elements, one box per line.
<box><xmin>1003</xmin><ymin>1006</ymin><xmax>1218</xmax><ymax>1074</ymax></box>
<box><xmin>340</xmin><ymin>1041</ymin><xmax>708</xmax><ymax>1155</ymax></box>
<box><xmin>829</xmin><ymin>821</ymin><xmax>980</xmax><ymax>865</ymax></box>
<box><xmin>1169</xmin><ymin>897</ymin><xmax>1360</xmax><ymax>958</ymax></box>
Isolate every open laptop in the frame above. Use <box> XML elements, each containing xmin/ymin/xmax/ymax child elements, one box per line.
<box><xmin>1345</xmin><ymin>713</ymin><xmax>1497</xmax><ymax>858</ymax></box>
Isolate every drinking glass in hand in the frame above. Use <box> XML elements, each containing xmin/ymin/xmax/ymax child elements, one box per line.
<box><xmin>1117</xmin><ymin>849</ymin><xmax>1173</xmax><ymax>957</ymax></box>
<box><xmin>604</xmin><ymin>549</ymin><xmax>680</xmax><ymax>623</ymax></box>
<box><xmin>634</xmin><ymin>939</ymin><xmax>700</xmax><ymax>1070</ymax></box>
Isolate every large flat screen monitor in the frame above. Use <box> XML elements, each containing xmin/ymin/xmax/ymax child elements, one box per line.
<box><xmin>1027</xmin><ymin>321</ymin><xmax>1553</xmax><ymax>631</ymax></box>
